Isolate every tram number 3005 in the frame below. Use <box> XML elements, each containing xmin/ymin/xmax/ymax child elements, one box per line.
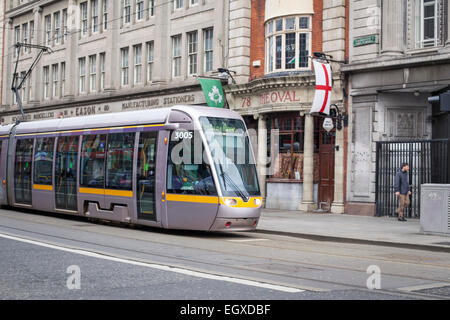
<box><xmin>174</xmin><ymin>131</ymin><xmax>193</xmax><ymax>140</ymax></box>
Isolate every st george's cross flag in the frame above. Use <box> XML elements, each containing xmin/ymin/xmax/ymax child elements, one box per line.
<box><xmin>310</xmin><ymin>60</ymin><xmax>332</xmax><ymax>115</ymax></box>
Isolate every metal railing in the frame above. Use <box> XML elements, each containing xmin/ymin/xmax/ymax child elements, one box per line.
<box><xmin>375</xmin><ymin>139</ymin><xmax>449</xmax><ymax>218</ymax></box>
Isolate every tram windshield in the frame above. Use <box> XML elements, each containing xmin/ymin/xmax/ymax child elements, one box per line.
<box><xmin>200</xmin><ymin>117</ymin><xmax>260</xmax><ymax>198</ymax></box>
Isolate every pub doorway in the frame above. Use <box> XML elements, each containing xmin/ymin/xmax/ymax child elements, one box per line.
<box><xmin>318</xmin><ymin>118</ymin><xmax>335</xmax><ymax>207</ymax></box>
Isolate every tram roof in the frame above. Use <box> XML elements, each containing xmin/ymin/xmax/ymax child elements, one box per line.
<box><xmin>12</xmin><ymin>105</ymin><xmax>242</xmax><ymax>135</ymax></box>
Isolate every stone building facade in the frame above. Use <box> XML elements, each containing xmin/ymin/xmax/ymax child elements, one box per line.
<box><xmin>342</xmin><ymin>0</ymin><xmax>450</xmax><ymax>215</ymax></box>
<box><xmin>225</xmin><ymin>0</ymin><xmax>349</xmax><ymax>212</ymax></box>
<box><xmin>1</xmin><ymin>0</ymin><xmax>248</xmax><ymax>123</ymax></box>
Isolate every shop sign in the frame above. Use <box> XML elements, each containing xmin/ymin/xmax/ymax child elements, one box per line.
<box><xmin>323</xmin><ymin>117</ymin><xmax>334</xmax><ymax>132</ymax></box>
<box><xmin>1</xmin><ymin>91</ymin><xmax>205</xmax><ymax>125</ymax></box>
<box><xmin>239</xmin><ymin>90</ymin><xmax>303</xmax><ymax>109</ymax></box>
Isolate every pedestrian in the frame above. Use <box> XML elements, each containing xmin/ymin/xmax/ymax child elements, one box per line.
<box><xmin>394</xmin><ymin>162</ymin><xmax>411</xmax><ymax>221</ymax></box>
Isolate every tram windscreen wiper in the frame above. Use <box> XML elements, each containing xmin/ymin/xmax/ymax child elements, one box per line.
<box><xmin>219</xmin><ymin>165</ymin><xmax>250</xmax><ymax>202</ymax></box>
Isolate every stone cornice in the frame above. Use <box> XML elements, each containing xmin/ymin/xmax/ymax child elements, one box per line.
<box><xmin>342</xmin><ymin>51</ymin><xmax>450</xmax><ymax>74</ymax></box>
<box><xmin>225</xmin><ymin>73</ymin><xmax>343</xmax><ymax>96</ymax></box>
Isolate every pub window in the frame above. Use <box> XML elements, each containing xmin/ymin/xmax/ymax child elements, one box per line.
<box><xmin>265</xmin><ymin>15</ymin><xmax>311</xmax><ymax>73</ymax></box>
<box><xmin>34</xmin><ymin>137</ymin><xmax>55</xmax><ymax>185</ymax></box>
<box><xmin>270</xmin><ymin>114</ymin><xmax>305</xmax><ymax>180</ymax></box>
<box><xmin>80</xmin><ymin>134</ymin><xmax>106</xmax><ymax>188</ymax></box>
<box><xmin>106</xmin><ymin>133</ymin><xmax>135</xmax><ymax>190</ymax></box>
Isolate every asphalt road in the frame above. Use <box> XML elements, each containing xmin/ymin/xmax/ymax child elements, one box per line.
<box><xmin>1</xmin><ymin>207</ymin><xmax>449</xmax><ymax>302</ymax></box>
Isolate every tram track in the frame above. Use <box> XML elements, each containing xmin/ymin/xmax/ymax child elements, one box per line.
<box><xmin>0</xmin><ymin>213</ymin><xmax>450</xmax><ymax>299</ymax></box>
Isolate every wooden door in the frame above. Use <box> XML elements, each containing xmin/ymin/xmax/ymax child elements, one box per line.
<box><xmin>318</xmin><ymin>119</ymin><xmax>335</xmax><ymax>205</ymax></box>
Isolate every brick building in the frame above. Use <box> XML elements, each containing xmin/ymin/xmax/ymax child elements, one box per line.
<box><xmin>225</xmin><ymin>0</ymin><xmax>349</xmax><ymax>212</ymax></box>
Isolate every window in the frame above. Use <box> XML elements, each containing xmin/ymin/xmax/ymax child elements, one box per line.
<box><xmin>80</xmin><ymin>2</ymin><xmax>88</xmax><ymax>36</ymax></box>
<box><xmin>92</xmin><ymin>0</ymin><xmax>99</xmax><ymax>33</ymax></box>
<box><xmin>174</xmin><ymin>0</ymin><xmax>183</xmax><ymax>10</ymax></box>
<box><xmin>123</xmin><ymin>0</ymin><xmax>131</xmax><ymax>24</ymax></box>
<box><xmin>45</xmin><ymin>15</ymin><xmax>51</xmax><ymax>45</ymax></box>
<box><xmin>62</xmin><ymin>9</ymin><xmax>68</xmax><ymax>42</ymax></box>
<box><xmin>43</xmin><ymin>66</ymin><xmax>50</xmax><ymax>99</ymax></box>
<box><xmin>136</xmin><ymin>0</ymin><xmax>144</xmax><ymax>21</ymax></box>
<box><xmin>100</xmin><ymin>53</ymin><xmax>106</xmax><ymax>90</ymax></box>
<box><xmin>146</xmin><ymin>41</ymin><xmax>154</xmax><ymax>82</ymax></box>
<box><xmin>106</xmin><ymin>133</ymin><xmax>135</xmax><ymax>190</ymax></box>
<box><xmin>167</xmin><ymin>131</ymin><xmax>217</xmax><ymax>195</ymax></box>
<box><xmin>172</xmin><ymin>35</ymin><xmax>182</xmax><ymax>77</ymax></box>
<box><xmin>20</xmin><ymin>71</ymin><xmax>26</xmax><ymax>102</ymax></box>
<box><xmin>270</xmin><ymin>114</ymin><xmax>310</xmax><ymax>180</ymax></box>
<box><xmin>61</xmin><ymin>62</ymin><xmax>66</xmax><ymax>96</ymax></box>
<box><xmin>134</xmin><ymin>44</ymin><xmax>142</xmax><ymax>84</ymax></box>
<box><xmin>204</xmin><ymin>28</ymin><xmax>213</xmax><ymax>72</ymax></box>
<box><xmin>89</xmin><ymin>55</ymin><xmax>97</xmax><ymax>92</ymax></box>
<box><xmin>190</xmin><ymin>0</ymin><xmax>198</xmax><ymax>5</ymax></box>
<box><xmin>149</xmin><ymin>0</ymin><xmax>155</xmax><ymax>16</ymax></box>
<box><xmin>29</xmin><ymin>21</ymin><xmax>34</xmax><ymax>45</ymax></box>
<box><xmin>34</xmin><ymin>137</ymin><xmax>55</xmax><ymax>186</ymax></box>
<box><xmin>188</xmin><ymin>31</ymin><xmax>198</xmax><ymax>75</ymax></box>
<box><xmin>121</xmin><ymin>47</ymin><xmax>129</xmax><ymax>85</ymax></box>
<box><xmin>80</xmin><ymin>134</ymin><xmax>106</xmax><ymax>188</ymax></box>
<box><xmin>415</xmin><ymin>0</ymin><xmax>441</xmax><ymax>48</ymax></box>
<box><xmin>52</xmin><ymin>64</ymin><xmax>59</xmax><ymax>98</ymax></box>
<box><xmin>14</xmin><ymin>26</ymin><xmax>20</xmax><ymax>57</ymax></box>
<box><xmin>79</xmin><ymin>58</ymin><xmax>86</xmax><ymax>93</ymax></box>
<box><xmin>103</xmin><ymin>0</ymin><xmax>108</xmax><ymax>30</ymax></box>
<box><xmin>22</xmin><ymin>23</ymin><xmax>28</xmax><ymax>53</ymax></box>
<box><xmin>14</xmin><ymin>139</ymin><xmax>33</xmax><ymax>204</ymax></box>
<box><xmin>54</xmin><ymin>12</ymin><xmax>61</xmax><ymax>45</ymax></box>
<box><xmin>266</xmin><ymin>16</ymin><xmax>311</xmax><ymax>73</ymax></box>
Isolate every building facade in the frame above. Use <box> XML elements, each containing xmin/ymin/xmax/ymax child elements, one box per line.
<box><xmin>343</xmin><ymin>0</ymin><xmax>450</xmax><ymax>216</ymax></box>
<box><xmin>1</xmin><ymin>0</ymin><xmax>249</xmax><ymax>123</ymax></box>
<box><xmin>0</xmin><ymin>0</ymin><xmax>6</xmax><ymax>105</ymax></box>
<box><xmin>225</xmin><ymin>0</ymin><xmax>349</xmax><ymax>212</ymax></box>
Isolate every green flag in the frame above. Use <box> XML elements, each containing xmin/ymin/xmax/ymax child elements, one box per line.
<box><xmin>198</xmin><ymin>78</ymin><xmax>225</xmax><ymax>108</ymax></box>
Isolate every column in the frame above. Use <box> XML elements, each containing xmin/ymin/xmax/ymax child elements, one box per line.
<box><xmin>381</xmin><ymin>0</ymin><xmax>404</xmax><ymax>55</ymax></box>
<box><xmin>257</xmin><ymin>115</ymin><xmax>267</xmax><ymax>203</ymax></box>
<box><xmin>331</xmin><ymin>124</ymin><xmax>345</xmax><ymax>214</ymax></box>
<box><xmin>299</xmin><ymin>114</ymin><xmax>317</xmax><ymax>211</ymax></box>
<box><xmin>28</xmin><ymin>7</ymin><xmax>43</xmax><ymax>103</ymax></box>
<box><xmin>446</xmin><ymin>0</ymin><xmax>450</xmax><ymax>46</ymax></box>
<box><xmin>65</xmin><ymin>1</ymin><xmax>76</xmax><ymax>98</ymax></box>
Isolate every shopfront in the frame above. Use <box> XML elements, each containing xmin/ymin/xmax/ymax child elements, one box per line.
<box><xmin>225</xmin><ymin>74</ymin><xmax>345</xmax><ymax>212</ymax></box>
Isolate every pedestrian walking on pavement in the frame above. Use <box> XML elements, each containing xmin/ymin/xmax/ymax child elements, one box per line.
<box><xmin>394</xmin><ymin>163</ymin><xmax>411</xmax><ymax>221</ymax></box>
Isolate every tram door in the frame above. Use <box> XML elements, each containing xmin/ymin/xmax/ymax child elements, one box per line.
<box><xmin>14</xmin><ymin>139</ymin><xmax>33</xmax><ymax>205</ymax></box>
<box><xmin>55</xmin><ymin>136</ymin><xmax>79</xmax><ymax>211</ymax></box>
<box><xmin>136</xmin><ymin>131</ymin><xmax>158</xmax><ymax>221</ymax></box>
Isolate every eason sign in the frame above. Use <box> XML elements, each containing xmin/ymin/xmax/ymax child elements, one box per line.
<box><xmin>323</xmin><ymin>117</ymin><xmax>334</xmax><ymax>132</ymax></box>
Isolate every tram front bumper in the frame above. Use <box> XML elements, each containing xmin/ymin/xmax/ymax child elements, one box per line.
<box><xmin>210</xmin><ymin>197</ymin><xmax>262</xmax><ymax>231</ymax></box>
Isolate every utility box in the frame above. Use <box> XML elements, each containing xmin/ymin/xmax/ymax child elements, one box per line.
<box><xmin>420</xmin><ymin>184</ymin><xmax>450</xmax><ymax>235</ymax></box>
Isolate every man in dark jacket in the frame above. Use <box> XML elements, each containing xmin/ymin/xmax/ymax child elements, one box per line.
<box><xmin>394</xmin><ymin>163</ymin><xmax>411</xmax><ymax>221</ymax></box>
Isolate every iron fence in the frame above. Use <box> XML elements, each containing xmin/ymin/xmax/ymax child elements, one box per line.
<box><xmin>375</xmin><ymin>139</ymin><xmax>449</xmax><ymax>218</ymax></box>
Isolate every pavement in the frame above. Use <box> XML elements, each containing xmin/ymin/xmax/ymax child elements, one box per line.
<box><xmin>257</xmin><ymin>209</ymin><xmax>450</xmax><ymax>252</ymax></box>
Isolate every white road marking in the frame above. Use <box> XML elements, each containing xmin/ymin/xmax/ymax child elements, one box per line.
<box><xmin>0</xmin><ymin>232</ymin><xmax>304</xmax><ymax>293</ymax></box>
<box><xmin>228</xmin><ymin>238</ymin><xmax>269</xmax><ymax>242</ymax></box>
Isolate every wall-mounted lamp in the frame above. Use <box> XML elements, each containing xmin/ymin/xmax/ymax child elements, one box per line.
<box><xmin>218</xmin><ymin>68</ymin><xmax>237</xmax><ymax>84</ymax></box>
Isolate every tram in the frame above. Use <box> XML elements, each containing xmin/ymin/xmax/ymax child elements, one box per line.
<box><xmin>0</xmin><ymin>105</ymin><xmax>262</xmax><ymax>231</ymax></box>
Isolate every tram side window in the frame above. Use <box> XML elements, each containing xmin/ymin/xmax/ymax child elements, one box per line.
<box><xmin>34</xmin><ymin>137</ymin><xmax>55</xmax><ymax>185</ymax></box>
<box><xmin>167</xmin><ymin>131</ymin><xmax>217</xmax><ymax>195</ymax></box>
<box><xmin>80</xmin><ymin>134</ymin><xmax>106</xmax><ymax>188</ymax></box>
<box><xmin>106</xmin><ymin>132</ymin><xmax>135</xmax><ymax>190</ymax></box>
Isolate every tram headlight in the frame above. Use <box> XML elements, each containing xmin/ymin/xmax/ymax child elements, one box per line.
<box><xmin>254</xmin><ymin>198</ymin><xmax>262</xmax><ymax>206</ymax></box>
<box><xmin>224</xmin><ymin>198</ymin><xmax>238</xmax><ymax>207</ymax></box>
